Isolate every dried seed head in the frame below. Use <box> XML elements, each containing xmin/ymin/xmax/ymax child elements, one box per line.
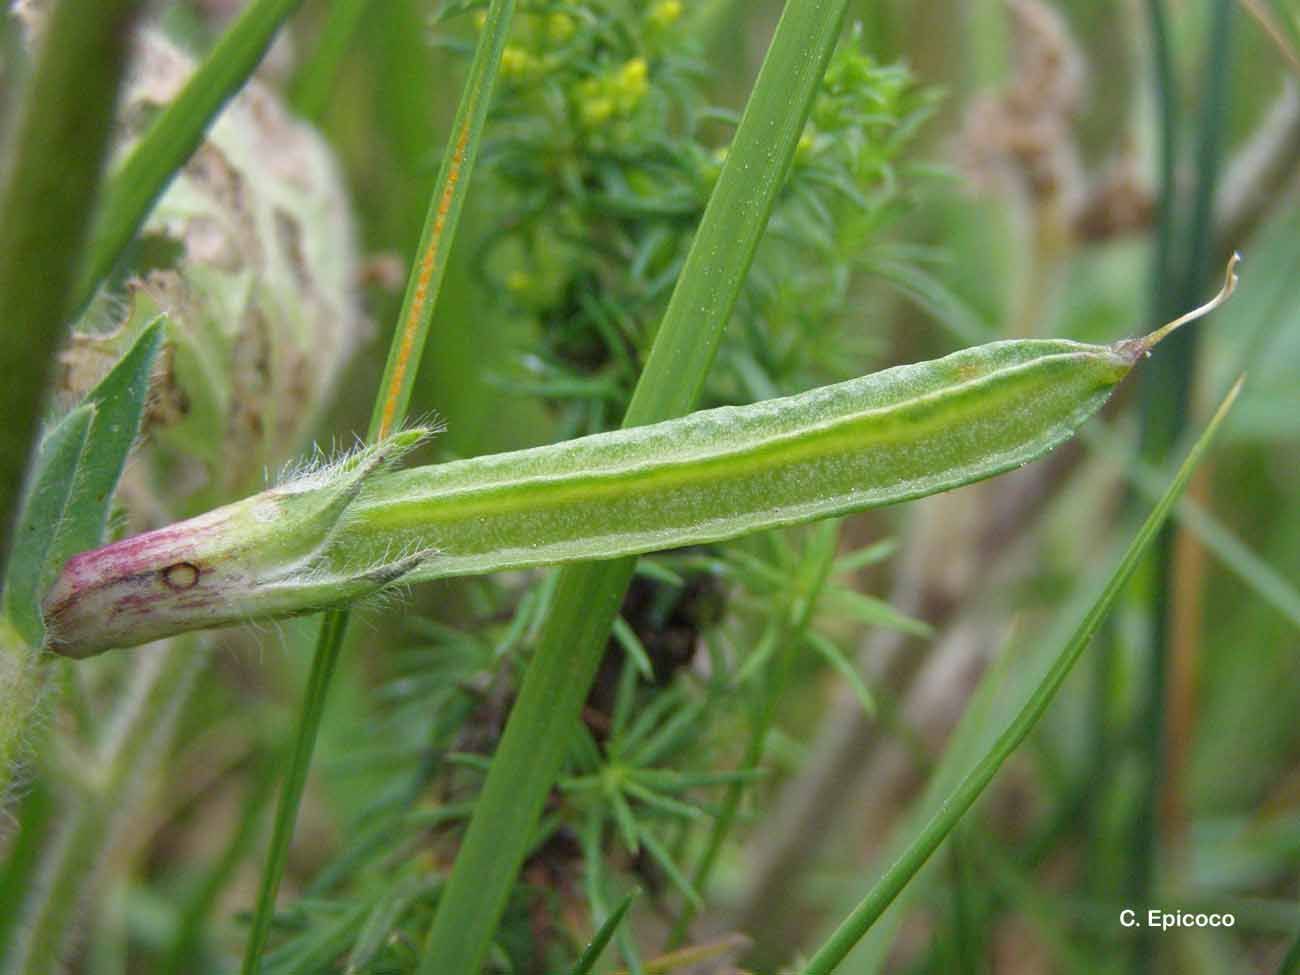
<box><xmin>956</xmin><ymin>0</ymin><xmax>1087</xmax><ymax>219</ymax></box>
<box><xmin>9</xmin><ymin>0</ymin><xmax>50</xmax><ymax>44</ymax></box>
<box><xmin>57</xmin><ymin>29</ymin><xmax>369</xmax><ymax>507</ymax></box>
<box><xmin>1072</xmin><ymin>148</ymin><xmax>1155</xmax><ymax>242</ymax></box>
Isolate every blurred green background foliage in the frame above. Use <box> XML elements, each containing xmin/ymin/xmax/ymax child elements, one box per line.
<box><xmin>1</xmin><ymin>1</ymin><xmax>1299</xmax><ymax>973</ymax></box>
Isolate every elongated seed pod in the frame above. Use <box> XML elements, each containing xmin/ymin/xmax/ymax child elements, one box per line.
<box><xmin>42</xmin><ymin>258</ymin><xmax>1238</xmax><ymax>657</ymax></box>
<box><xmin>349</xmin><ymin>338</ymin><xmax>1127</xmax><ymax>578</ymax></box>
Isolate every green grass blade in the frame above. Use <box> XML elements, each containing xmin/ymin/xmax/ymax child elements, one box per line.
<box><xmin>1240</xmin><ymin>0</ymin><xmax>1300</xmax><ymax>73</ymax></box>
<box><xmin>568</xmin><ymin>888</ymin><xmax>638</xmax><ymax>975</ymax></box>
<box><xmin>3</xmin><ymin>406</ymin><xmax>96</xmax><ymax>647</ymax></box>
<box><xmin>1084</xmin><ymin>423</ymin><xmax>1300</xmax><ymax>630</ymax></box>
<box><xmin>806</xmin><ymin>632</ymin><xmax>876</xmax><ymax>717</ymax></box>
<box><xmin>290</xmin><ymin>0</ymin><xmax>372</xmax><ymax>121</ymax></box>
<box><xmin>417</xmin><ymin>3</ymin><xmax>851</xmax><ymax>970</ymax></box>
<box><xmin>72</xmin><ymin>0</ymin><xmax>307</xmax><ymax>313</ymax></box>
<box><xmin>239</xmin><ymin>611</ymin><xmax>347</xmax><ymax>975</ymax></box>
<box><xmin>1129</xmin><ymin>4</ymin><xmax>1234</xmax><ymax>958</ymax></box>
<box><xmin>798</xmin><ymin>378</ymin><xmax>1243</xmax><ymax>975</ymax></box>
<box><xmin>239</xmin><ymin>2</ymin><xmax>518</xmax><ymax>970</ymax></box>
<box><xmin>44</xmin><ymin>319</ymin><xmax>163</xmax><ymax>579</ymax></box>
<box><xmin>1277</xmin><ymin>925</ymin><xmax>1300</xmax><ymax>974</ymax></box>
<box><xmin>0</xmin><ymin>0</ymin><xmax>144</xmax><ymax>576</ymax></box>
<box><xmin>366</xmin><ymin>0</ymin><xmax>518</xmax><ymax>443</ymax></box>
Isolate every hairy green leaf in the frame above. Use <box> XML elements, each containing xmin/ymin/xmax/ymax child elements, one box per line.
<box><xmin>3</xmin><ymin>406</ymin><xmax>96</xmax><ymax>646</ymax></box>
<box><xmin>44</xmin><ymin>319</ymin><xmax>163</xmax><ymax>578</ymax></box>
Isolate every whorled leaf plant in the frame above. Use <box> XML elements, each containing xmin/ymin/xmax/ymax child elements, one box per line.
<box><xmin>42</xmin><ymin>257</ymin><xmax>1239</xmax><ymax>659</ymax></box>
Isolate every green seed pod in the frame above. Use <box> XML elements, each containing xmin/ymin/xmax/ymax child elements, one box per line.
<box><xmin>45</xmin><ymin>258</ymin><xmax>1238</xmax><ymax>658</ymax></box>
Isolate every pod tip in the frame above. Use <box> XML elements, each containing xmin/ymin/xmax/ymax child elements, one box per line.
<box><xmin>1139</xmin><ymin>251</ymin><xmax>1241</xmax><ymax>353</ymax></box>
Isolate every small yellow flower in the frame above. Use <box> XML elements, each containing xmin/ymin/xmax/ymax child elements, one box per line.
<box><xmin>546</xmin><ymin>12</ymin><xmax>576</xmax><ymax>43</ymax></box>
<box><xmin>580</xmin><ymin>95</ymin><xmax>616</xmax><ymax>128</ymax></box>
<box><xmin>500</xmin><ymin>45</ymin><xmax>537</xmax><ymax>80</ymax></box>
<box><xmin>648</xmin><ymin>0</ymin><xmax>682</xmax><ymax>29</ymax></box>
<box><xmin>614</xmin><ymin>57</ymin><xmax>649</xmax><ymax>112</ymax></box>
<box><xmin>795</xmin><ymin>129</ymin><xmax>817</xmax><ymax>163</ymax></box>
<box><xmin>619</xmin><ymin>57</ymin><xmax>648</xmax><ymax>90</ymax></box>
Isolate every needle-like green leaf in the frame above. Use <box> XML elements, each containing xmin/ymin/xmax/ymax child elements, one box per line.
<box><xmin>568</xmin><ymin>888</ymin><xmax>639</xmax><ymax>975</ymax></box>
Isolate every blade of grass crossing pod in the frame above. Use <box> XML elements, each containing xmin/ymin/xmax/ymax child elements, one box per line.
<box><xmin>239</xmin><ymin>2</ymin><xmax>518</xmax><ymax>971</ymax></box>
<box><xmin>569</xmin><ymin>889</ymin><xmax>639</xmax><ymax>975</ymax></box>
<box><xmin>0</xmin><ymin>0</ymin><xmax>143</xmax><ymax>577</ymax></box>
<box><xmin>368</xmin><ymin>0</ymin><xmax>517</xmax><ymax>444</ymax></box>
<box><xmin>418</xmin><ymin>2</ymin><xmax>852</xmax><ymax>971</ymax></box>
<box><xmin>799</xmin><ymin>380</ymin><xmax>1243</xmax><ymax>975</ymax></box>
<box><xmin>73</xmin><ymin>0</ymin><xmax>307</xmax><ymax>313</ymax></box>
<box><xmin>240</xmin><ymin>611</ymin><xmax>347</xmax><ymax>975</ymax></box>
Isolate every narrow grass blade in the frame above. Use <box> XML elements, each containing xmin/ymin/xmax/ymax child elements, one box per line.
<box><xmin>806</xmin><ymin>632</ymin><xmax>876</xmax><ymax>717</ymax></box>
<box><xmin>73</xmin><ymin>0</ymin><xmax>307</xmax><ymax>312</ymax></box>
<box><xmin>367</xmin><ymin>0</ymin><xmax>518</xmax><ymax>443</ymax></box>
<box><xmin>417</xmin><ymin>4</ymin><xmax>852</xmax><ymax>970</ymax></box>
<box><xmin>799</xmin><ymin>379</ymin><xmax>1242</xmax><ymax>975</ymax></box>
<box><xmin>568</xmin><ymin>888</ymin><xmax>639</xmax><ymax>975</ymax></box>
<box><xmin>1130</xmin><ymin>4</ymin><xmax>1234</xmax><ymax>955</ymax></box>
<box><xmin>240</xmin><ymin>1</ymin><xmax>518</xmax><ymax>970</ymax></box>
<box><xmin>0</xmin><ymin>0</ymin><xmax>143</xmax><ymax>576</ymax></box>
<box><xmin>1277</xmin><ymin>926</ymin><xmax>1300</xmax><ymax>974</ymax></box>
<box><xmin>1085</xmin><ymin>422</ymin><xmax>1300</xmax><ymax>630</ymax></box>
<box><xmin>1240</xmin><ymin>0</ymin><xmax>1300</xmax><ymax>74</ymax></box>
<box><xmin>290</xmin><ymin>0</ymin><xmax>372</xmax><ymax>121</ymax></box>
<box><xmin>4</xmin><ymin>406</ymin><xmax>95</xmax><ymax>646</ymax></box>
<box><xmin>240</xmin><ymin>611</ymin><xmax>348</xmax><ymax>975</ymax></box>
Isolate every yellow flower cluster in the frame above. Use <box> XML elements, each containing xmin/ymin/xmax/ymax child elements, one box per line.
<box><xmin>647</xmin><ymin>0</ymin><xmax>682</xmax><ymax>30</ymax></box>
<box><xmin>575</xmin><ymin>57</ymin><xmax>649</xmax><ymax>127</ymax></box>
<box><xmin>500</xmin><ymin>44</ymin><xmax>541</xmax><ymax>81</ymax></box>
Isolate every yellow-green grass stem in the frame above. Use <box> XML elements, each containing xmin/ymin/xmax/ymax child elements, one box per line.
<box><xmin>238</xmin><ymin>1</ymin><xmax>518</xmax><ymax>971</ymax></box>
